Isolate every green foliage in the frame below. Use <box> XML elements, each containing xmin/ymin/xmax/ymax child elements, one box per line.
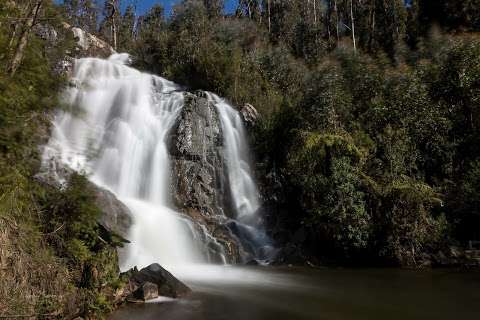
<box><xmin>0</xmin><ymin>3</ymin><xmax>123</xmax><ymax>316</ymax></box>
<box><xmin>287</xmin><ymin>132</ymin><xmax>370</xmax><ymax>254</ymax></box>
<box><xmin>251</xmin><ymin>36</ymin><xmax>480</xmax><ymax>265</ymax></box>
<box><xmin>377</xmin><ymin>178</ymin><xmax>447</xmax><ymax>264</ymax></box>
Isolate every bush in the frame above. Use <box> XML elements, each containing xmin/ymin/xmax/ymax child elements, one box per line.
<box><xmin>286</xmin><ymin>132</ymin><xmax>371</xmax><ymax>256</ymax></box>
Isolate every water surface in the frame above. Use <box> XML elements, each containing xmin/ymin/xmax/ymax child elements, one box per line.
<box><xmin>110</xmin><ymin>266</ymin><xmax>480</xmax><ymax>320</ymax></box>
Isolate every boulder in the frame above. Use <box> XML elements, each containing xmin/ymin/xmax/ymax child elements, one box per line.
<box><xmin>70</xmin><ymin>25</ymin><xmax>114</xmax><ymax>57</ymax></box>
<box><xmin>33</xmin><ymin>24</ymin><xmax>58</xmax><ymax>44</ymax></box>
<box><xmin>246</xmin><ymin>259</ymin><xmax>259</xmax><ymax>266</ymax></box>
<box><xmin>133</xmin><ymin>282</ymin><xmax>159</xmax><ymax>301</ymax></box>
<box><xmin>128</xmin><ymin>263</ymin><xmax>191</xmax><ymax>298</ymax></box>
<box><xmin>94</xmin><ymin>186</ymin><xmax>132</xmax><ymax>240</ymax></box>
<box><xmin>36</xmin><ymin>157</ymin><xmax>132</xmax><ymax>240</ymax></box>
<box><xmin>239</xmin><ymin>103</ymin><xmax>259</xmax><ymax>127</ymax></box>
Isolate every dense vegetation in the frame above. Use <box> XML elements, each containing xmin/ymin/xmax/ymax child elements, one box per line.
<box><xmin>86</xmin><ymin>0</ymin><xmax>480</xmax><ymax>266</ymax></box>
<box><xmin>2</xmin><ymin>1</ymin><xmax>480</xmax><ymax>316</ymax></box>
<box><xmin>0</xmin><ymin>1</ymin><xmax>125</xmax><ymax>317</ymax></box>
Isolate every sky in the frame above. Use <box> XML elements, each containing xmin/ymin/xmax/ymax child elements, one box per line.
<box><xmin>123</xmin><ymin>1</ymin><xmax>237</xmax><ymax>16</ymax></box>
<box><xmin>55</xmin><ymin>0</ymin><xmax>237</xmax><ymax>16</ymax></box>
<box><xmin>53</xmin><ymin>1</ymin><xmax>238</xmax><ymax>16</ymax></box>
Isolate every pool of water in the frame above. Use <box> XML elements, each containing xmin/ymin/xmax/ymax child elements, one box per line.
<box><xmin>109</xmin><ymin>265</ymin><xmax>480</xmax><ymax>320</ymax></box>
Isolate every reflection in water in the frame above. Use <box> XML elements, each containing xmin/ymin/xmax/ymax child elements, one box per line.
<box><xmin>110</xmin><ymin>266</ymin><xmax>480</xmax><ymax>320</ymax></box>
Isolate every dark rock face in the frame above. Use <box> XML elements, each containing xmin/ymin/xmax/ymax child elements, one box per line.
<box><xmin>94</xmin><ymin>186</ymin><xmax>133</xmax><ymax>240</ymax></box>
<box><xmin>133</xmin><ymin>282</ymin><xmax>159</xmax><ymax>301</ymax></box>
<box><xmin>168</xmin><ymin>92</ymin><xmax>242</xmax><ymax>262</ymax></box>
<box><xmin>169</xmin><ymin>92</ymin><xmax>225</xmax><ymax>215</ymax></box>
<box><xmin>128</xmin><ymin>263</ymin><xmax>191</xmax><ymax>298</ymax></box>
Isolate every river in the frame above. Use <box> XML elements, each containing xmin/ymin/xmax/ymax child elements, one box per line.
<box><xmin>110</xmin><ymin>266</ymin><xmax>480</xmax><ymax>320</ymax></box>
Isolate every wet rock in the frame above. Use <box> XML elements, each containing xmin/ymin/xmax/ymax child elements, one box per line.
<box><xmin>239</xmin><ymin>103</ymin><xmax>260</xmax><ymax>127</ymax></box>
<box><xmin>169</xmin><ymin>92</ymin><xmax>225</xmax><ymax>215</ymax></box>
<box><xmin>168</xmin><ymin>92</ymin><xmax>242</xmax><ymax>263</ymax></box>
<box><xmin>246</xmin><ymin>259</ymin><xmax>259</xmax><ymax>266</ymax></box>
<box><xmin>94</xmin><ymin>186</ymin><xmax>133</xmax><ymax>240</ymax></box>
<box><xmin>128</xmin><ymin>263</ymin><xmax>191</xmax><ymax>298</ymax></box>
<box><xmin>133</xmin><ymin>282</ymin><xmax>159</xmax><ymax>301</ymax></box>
<box><xmin>34</xmin><ymin>156</ymin><xmax>74</xmax><ymax>189</ymax></box>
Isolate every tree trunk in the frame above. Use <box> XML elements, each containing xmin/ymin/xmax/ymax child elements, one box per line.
<box><xmin>107</xmin><ymin>0</ymin><xmax>118</xmax><ymax>51</ymax></box>
<box><xmin>267</xmin><ymin>0</ymin><xmax>271</xmax><ymax>33</ymax></box>
<box><xmin>7</xmin><ymin>23</ymin><xmax>20</xmax><ymax>52</ymax></box>
<box><xmin>351</xmin><ymin>0</ymin><xmax>356</xmax><ymax>53</ymax></box>
<box><xmin>368</xmin><ymin>0</ymin><xmax>376</xmax><ymax>51</ymax></box>
<box><xmin>334</xmin><ymin>0</ymin><xmax>340</xmax><ymax>41</ymax></box>
<box><xmin>326</xmin><ymin>0</ymin><xmax>332</xmax><ymax>42</ymax></box>
<box><xmin>8</xmin><ymin>0</ymin><xmax>43</xmax><ymax>76</ymax></box>
<box><xmin>112</xmin><ymin>14</ymin><xmax>117</xmax><ymax>51</ymax></box>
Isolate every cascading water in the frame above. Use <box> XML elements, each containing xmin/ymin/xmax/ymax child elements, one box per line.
<box><xmin>42</xmin><ymin>54</ymin><xmax>270</xmax><ymax>276</ymax></box>
<box><xmin>207</xmin><ymin>93</ymin><xmax>273</xmax><ymax>260</ymax></box>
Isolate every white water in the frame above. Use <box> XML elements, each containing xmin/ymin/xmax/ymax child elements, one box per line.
<box><xmin>42</xmin><ymin>54</ymin><xmax>267</xmax><ymax>275</ymax></box>
<box><xmin>207</xmin><ymin>93</ymin><xmax>260</xmax><ymax>221</ymax></box>
<box><xmin>207</xmin><ymin>93</ymin><xmax>273</xmax><ymax>259</ymax></box>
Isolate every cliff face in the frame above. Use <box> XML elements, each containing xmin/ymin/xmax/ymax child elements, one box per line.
<box><xmin>168</xmin><ymin>92</ymin><xmax>226</xmax><ymax>217</ymax></box>
<box><xmin>168</xmin><ymin>91</ymin><xmax>242</xmax><ymax>263</ymax></box>
<box><xmin>34</xmin><ymin>22</ymin><xmax>115</xmax><ymax>76</ymax></box>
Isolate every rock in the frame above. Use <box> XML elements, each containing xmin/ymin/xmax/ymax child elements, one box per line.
<box><xmin>239</xmin><ymin>103</ymin><xmax>259</xmax><ymax>127</ymax></box>
<box><xmin>133</xmin><ymin>282</ymin><xmax>159</xmax><ymax>301</ymax></box>
<box><xmin>169</xmin><ymin>91</ymin><xmax>225</xmax><ymax>215</ymax></box>
<box><xmin>168</xmin><ymin>91</ymin><xmax>242</xmax><ymax>263</ymax></box>
<box><xmin>128</xmin><ymin>263</ymin><xmax>191</xmax><ymax>298</ymax></box>
<box><xmin>67</xmin><ymin>23</ymin><xmax>115</xmax><ymax>57</ymax></box>
<box><xmin>94</xmin><ymin>186</ymin><xmax>133</xmax><ymax>240</ymax></box>
<box><xmin>54</xmin><ymin>57</ymin><xmax>74</xmax><ymax>76</ymax></box>
<box><xmin>34</xmin><ymin>22</ymin><xmax>115</xmax><ymax>77</ymax></box>
<box><xmin>36</xmin><ymin>157</ymin><xmax>132</xmax><ymax>240</ymax></box>
<box><xmin>34</xmin><ymin>155</ymin><xmax>74</xmax><ymax>189</ymax></box>
<box><xmin>246</xmin><ymin>259</ymin><xmax>259</xmax><ymax>266</ymax></box>
<box><xmin>33</xmin><ymin>24</ymin><xmax>58</xmax><ymax>43</ymax></box>
<box><xmin>449</xmin><ymin>246</ymin><xmax>464</xmax><ymax>259</ymax></box>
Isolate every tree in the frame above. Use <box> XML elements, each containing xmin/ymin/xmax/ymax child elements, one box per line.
<box><xmin>104</xmin><ymin>0</ymin><xmax>119</xmax><ymax>50</ymax></box>
<box><xmin>237</xmin><ymin>0</ymin><xmax>261</xmax><ymax>20</ymax></box>
<box><xmin>63</xmin><ymin>0</ymin><xmax>97</xmax><ymax>33</ymax></box>
<box><xmin>117</xmin><ymin>4</ymin><xmax>136</xmax><ymax>50</ymax></box>
<box><xmin>286</xmin><ymin>132</ymin><xmax>371</xmax><ymax>256</ymax></box>
<box><xmin>204</xmin><ymin>0</ymin><xmax>224</xmax><ymax>17</ymax></box>
<box><xmin>8</xmin><ymin>0</ymin><xmax>43</xmax><ymax>76</ymax></box>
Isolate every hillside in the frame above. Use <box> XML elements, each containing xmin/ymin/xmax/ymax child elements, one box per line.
<box><xmin>1</xmin><ymin>0</ymin><xmax>480</xmax><ymax>318</ymax></box>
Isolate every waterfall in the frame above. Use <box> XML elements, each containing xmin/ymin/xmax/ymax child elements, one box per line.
<box><xmin>207</xmin><ymin>93</ymin><xmax>273</xmax><ymax>261</ymax></box>
<box><xmin>42</xmin><ymin>54</ymin><xmax>270</xmax><ymax>275</ymax></box>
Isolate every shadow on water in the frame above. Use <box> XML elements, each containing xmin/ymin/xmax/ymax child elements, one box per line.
<box><xmin>110</xmin><ymin>266</ymin><xmax>480</xmax><ymax>320</ymax></box>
